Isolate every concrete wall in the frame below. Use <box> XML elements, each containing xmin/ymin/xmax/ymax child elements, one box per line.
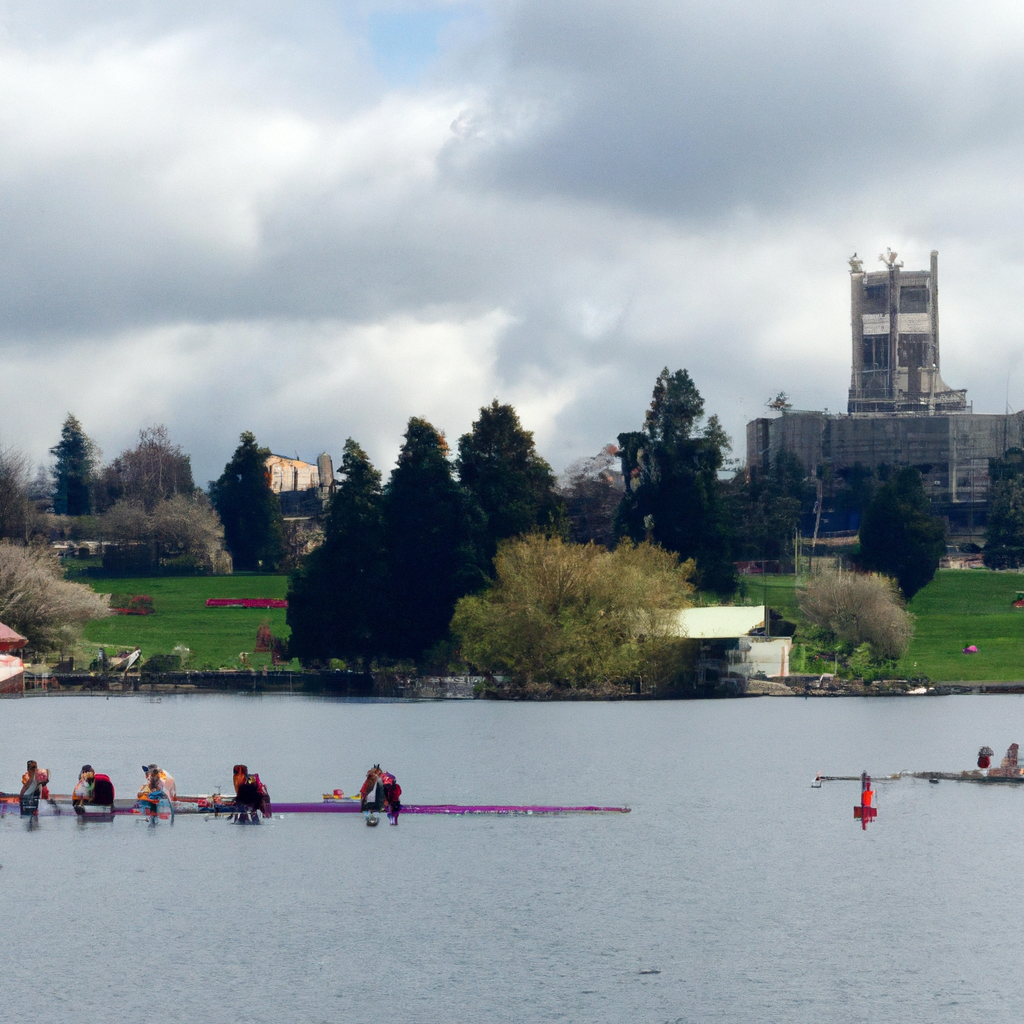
<box><xmin>746</xmin><ymin>410</ymin><xmax>1024</xmax><ymax>506</ymax></box>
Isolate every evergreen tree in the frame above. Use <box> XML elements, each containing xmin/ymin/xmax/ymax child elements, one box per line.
<box><xmin>984</xmin><ymin>448</ymin><xmax>1024</xmax><ymax>568</ymax></box>
<box><xmin>50</xmin><ymin>414</ymin><xmax>97</xmax><ymax>516</ymax></box>
<box><xmin>858</xmin><ymin>467</ymin><xmax>946</xmax><ymax>598</ymax></box>
<box><xmin>287</xmin><ymin>439</ymin><xmax>387</xmax><ymax>665</ymax></box>
<box><xmin>456</xmin><ymin>400</ymin><xmax>563</xmax><ymax>559</ymax></box>
<box><xmin>383</xmin><ymin>417</ymin><xmax>486</xmax><ymax>661</ymax></box>
<box><xmin>209</xmin><ymin>431</ymin><xmax>284</xmax><ymax>571</ymax></box>
<box><xmin>732</xmin><ymin>451</ymin><xmax>814</xmax><ymax>561</ymax></box>
<box><xmin>615</xmin><ymin>369</ymin><xmax>735</xmax><ymax>593</ymax></box>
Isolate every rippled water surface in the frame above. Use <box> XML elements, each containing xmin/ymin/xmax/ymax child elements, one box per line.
<box><xmin>2</xmin><ymin>693</ymin><xmax>1023</xmax><ymax>1023</ymax></box>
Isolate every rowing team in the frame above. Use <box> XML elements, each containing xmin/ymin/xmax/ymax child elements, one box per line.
<box><xmin>359</xmin><ymin>765</ymin><xmax>402</xmax><ymax>826</ymax></box>
<box><xmin>14</xmin><ymin>760</ymin><xmax>271</xmax><ymax>821</ymax></box>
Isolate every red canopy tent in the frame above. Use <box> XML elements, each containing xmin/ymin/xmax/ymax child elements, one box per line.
<box><xmin>0</xmin><ymin>622</ymin><xmax>26</xmax><ymax>696</ymax></box>
<box><xmin>0</xmin><ymin>622</ymin><xmax>27</xmax><ymax>653</ymax></box>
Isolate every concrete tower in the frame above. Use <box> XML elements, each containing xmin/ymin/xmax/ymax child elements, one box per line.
<box><xmin>847</xmin><ymin>249</ymin><xmax>966</xmax><ymax>415</ymax></box>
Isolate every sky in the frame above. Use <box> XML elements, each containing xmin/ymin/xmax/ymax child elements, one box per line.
<box><xmin>4</xmin><ymin>0</ymin><xmax>1024</xmax><ymax>485</ymax></box>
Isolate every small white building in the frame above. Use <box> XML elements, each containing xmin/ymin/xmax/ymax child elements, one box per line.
<box><xmin>671</xmin><ymin>605</ymin><xmax>791</xmax><ymax>688</ymax></box>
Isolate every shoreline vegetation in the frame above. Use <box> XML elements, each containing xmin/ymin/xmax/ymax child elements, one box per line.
<box><xmin>10</xmin><ymin>566</ymin><xmax>1020</xmax><ymax>700</ymax></box>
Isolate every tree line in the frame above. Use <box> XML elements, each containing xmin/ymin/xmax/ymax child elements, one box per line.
<box><xmin>0</xmin><ymin>367</ymin><xmax>955</xmax><ymax>675</ymax></box>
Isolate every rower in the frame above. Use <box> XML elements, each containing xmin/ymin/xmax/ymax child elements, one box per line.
<box><xmin>73</xmin><ymin>765</ymin><xmax>96</xmax><ymax>813</ymax></box>
<box><xmin>360</xmin><ymin>766</ymin><xmax>384</xmax><ymax>826</ymax></box>
<box><xmin>141</xmin><ymin>763</ymin><xmax>176</xmax><ymax>801</ymax></box>
<box><xmin>138</xmin><ymin>763</ymin><xmax>176</xmax><ymax>818</ymax></box>
<box><xmin>231</xmin><ymin>764</ymin><xmax>271</xmax><ymax>822</ymax></box>
<box><xmin>19</xmin><ymin>760</ymin><xmax>46</xmax><ymax>816</ymax></box>
<box><xmin>381</xmin><ymin>769</ymin><xmax>402</xmax><ymax>826</ymax></box>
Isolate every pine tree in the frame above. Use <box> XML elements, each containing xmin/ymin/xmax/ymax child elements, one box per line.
<box><xmin>858</xmin><ymin>467</ymin><xmax>945</xmax><ymax>598</ymax></box>
<box><xmin>209</xmin><ymin>431</ymin><xmax>283</xmax><ymax>571</ymax></box>
<box><xmin>50</xmin><ymin>414</ymin><xmax>97</xmax><ymax>516</ymax></box>
<box><xmin>456</xmin><ymin>400</ymin><xmax>562</xmax><ymax>559</ymax></box>
<box><xmin>383</xmin><ymin>418</ymin><xmax>486</xmax><ymax>661</ymax></box>
<box><xmin>615</xmin><ymin>369</ymin><xmax>734</xmax><ymax>594</ymax></box>
<box><xmin>287</xmin><ymin>439</ymin><xmax>387</xmax><ymax>665</ymax></box>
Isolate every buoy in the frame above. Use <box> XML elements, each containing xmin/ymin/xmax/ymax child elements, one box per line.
<box><xmin>978</xmin><ymin>746</ymin><xmax>994</xmax><ymax>769</ymax></box>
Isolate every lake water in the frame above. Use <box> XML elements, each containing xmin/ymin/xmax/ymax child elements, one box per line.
<box><xmin>1</xmin><ymin>692</ymin><xmax>1022</xmax><ymax>1024</ymax></box>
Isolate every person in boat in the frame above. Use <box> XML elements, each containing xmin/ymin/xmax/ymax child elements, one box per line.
<box><xmin>231</xmin><ymin>764</ymin><xmax>271</xmax><ymax>822</ymax></box>
<box><xmin>140</xmin><ymin>763</ymin><xmax>176</xmax><ymax>801</ymax></box>
<box><xmin>137</xmin><ymin>764</ymin><xmax>176</xmax><ymax>816</ymax></box>
<box><xmin>19</xmin><ymin>760</ymin><xmax>46</xmax><ymax>816</ymax></box>
<box><xmin>360</xmin><ymin>765</ymin><xmax>384</xmax><ymax>823</ymax></box>
<box><xmin>73</xmin><ymin>765</ymin><xmax>96</xmax><ymax>812</ymax></box>
<box><xmin>381</xmin><ymin>769</ymin><xmax>402</xmax><ymax>825</ymax></box>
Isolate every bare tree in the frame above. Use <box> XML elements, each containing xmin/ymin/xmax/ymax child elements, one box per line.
<box><xmin>0</xmin><ymin>442</ymin><xmax>30</xmax><ymax>541</ymax></box>
<box><xmin>151</xmin><ymin>492</ymin><xmax>230</xmax><ymax>572</ymax></box>
<box><xmin>558</xmin><ymin>445</ymin><xmax>624</xmax><ymax>546</ymax></box>
<box><xmin>0</xmin><ymin>543</ymin><xmax>109</xmax><ymax>653</ymax></box>
<box><xmin>799</xmin><ymin>569</ymin><xmax>913</xmax><ymax>661</ymax></box>
<box><xmin>96</xmin><ymin>425</ymin><xmax>194</xmax><ymax>512</ymax></box>
<box><xmin>100</xmin><ymin>493</ymin><xmax>230</xmax><ymax>573</ymax></box>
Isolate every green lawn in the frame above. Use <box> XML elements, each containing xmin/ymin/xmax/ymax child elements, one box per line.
<box><xmin>79</xmin><ymin>575</ymin><xmax>294</xmax><ymax>670</ymax></box>
<box><xmin>896</xmin><ymin>570</ymin><xmax>1024</xmax><ymax>682</ymax></box>
<box><xmin>727</xmin><ymin>570</ymin><xmax>1024</xmax><ymax>682</ymax></box>
<box><xmin>729</xmin><ymin>574</ymin><xmax>800</xmax><ymax>622</ymax></box>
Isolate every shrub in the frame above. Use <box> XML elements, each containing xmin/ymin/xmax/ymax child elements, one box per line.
<box><xmin>799</xmin><ymin>569</ymin><xmax>913</xmax><ymax>662</ymax></box>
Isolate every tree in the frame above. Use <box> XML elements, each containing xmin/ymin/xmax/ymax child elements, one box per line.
<box><xmin>96</xmin><ymin>425</ymin><xmax>194</xmax><ymax>512</ymax></box>
<box><xmin>99</xmin><ymin>493</ymin><xmax>230</xmax><ymax>574</ymax></box>
<box><xmin>0</xmin><ymin>442</ymin><xmax>31</xmax><ymax>541</ymax></box>
<box><xmin>799</xmin><ymin>569</ymin><xmax>913</xmax><ymax>662</ymax></box>
<box><xmin>452</xmin><ymin>535</ymin><xmax>695</xmax><ymax>691</ymax></box>
<box><xmin>288</xmin><ymin>439</ymin><xmax>388</xmax><ymax>666</ymax></box>
<box><xmin>0</xmin><ymin>543</ymin><xmax>109</xmax><ymax>653</ymax></box>
<box><xmin>732</xmin><ymin>450</ymin><xmax>813</xmax><ymax>561</ymax></box>
<box><xmin>456</xmin><ymin>400</ymin><xmax>563</xmax><ymax>558</ymax></box>
<box><xmin>984</xmin><ymin>448</ymin><xmax>1024</xmax><ymax>568</ymax></box>
<box><xmin>559</xmin><ymin>445</ymin><xmax>623</xmax><ymax>546</ymax></box>
<box><xmin>209</xmin><ymin>431</ymin><xmax>284</xmax><ymax>571</ymax></box>
<box><xmin>615</xmin><ymin>368</ymin><xmax>734</xmax><ymax>593</ymax></box>
<box><xmin>858</xmin><ymin>467</ymin><xmax>945</xmax><ymax>598</ymax></box>
<box><xmin>383</xmin><ymin>418</ymin><xmax>487</xmax><ymax>661</ymax></box>
<box><xmin>50</xmin><ymin>414</ymin><xmax>98</xmax><ymax>516</ymax></box>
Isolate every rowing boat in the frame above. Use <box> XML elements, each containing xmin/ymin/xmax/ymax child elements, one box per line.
<box><xmin>0</xmin><ymin>794</ymin><xmax>630</xmax><ymax>817</ymax></box>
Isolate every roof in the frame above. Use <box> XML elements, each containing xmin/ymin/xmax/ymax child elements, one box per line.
<box><xmin>0</xmin><ymin>621</ymin><xmax>27</xmax><ymax>652</ymax></box>
<box><xmin>671</xmin><ymin>605</ymin><xmax>766</xmax><ymax>639</ymax></box>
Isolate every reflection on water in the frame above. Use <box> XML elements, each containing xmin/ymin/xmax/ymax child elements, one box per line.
<box><xmin>2</xmin><ymin>693</ymin><xmax>1024</xmax><ymax>1023</ymax></box>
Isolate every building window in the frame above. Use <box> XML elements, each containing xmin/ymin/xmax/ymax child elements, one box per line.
<box><xmin>900</xmin><ymin>286</ymin><xmax>928</xmax><ymax>313</ymax></box>
<box><xmin>862</xmin><ymin>335</ymin><xmax>888</xmax><ymax>371</ymax></box>
<box><xmin>863</xmin><ymin>284</ymin><xmax>887</xmax><ymax>312</ymax></box>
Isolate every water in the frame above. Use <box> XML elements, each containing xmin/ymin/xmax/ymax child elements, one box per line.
<box><xmin>1</xmin><ymin>693</ymin><xmax>1022</xmax><ymax>1023</ymax></box>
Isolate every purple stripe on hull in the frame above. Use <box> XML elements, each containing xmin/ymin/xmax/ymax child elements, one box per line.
<box><xmin>273</xmin><ymin>802</ymin><xmax>630</xmax><ymax>815</ymax></box>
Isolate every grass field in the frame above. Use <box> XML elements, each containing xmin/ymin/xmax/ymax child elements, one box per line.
<box><xmin>896</xmin><ymin>570</ymin><xmax>1024</xmax><ymax>682</ymax></box>
<box><xmin>69</xmin><ymin>566</ymin><xmax>1024</xmax><ymax>680</ymax></box>
<box><xmin>726</xmin><ymin>570</ymin><xmax>1024</xmax><ymax>682</ymax></box>
<box><xmin>79</xmin><ymin>575</ymin><xmax>293</xmax><ymax>670</ymax></box>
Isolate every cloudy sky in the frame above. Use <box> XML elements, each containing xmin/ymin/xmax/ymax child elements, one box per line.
<box><xmin>4</xmin><ymin>0</ymin><xmax>1024</xmax><ymax>485</ymax></box>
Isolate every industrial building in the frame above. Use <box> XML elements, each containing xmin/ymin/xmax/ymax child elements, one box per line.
<box><xmin>746</xmin><ymin>250</ymin><xmax>1024</xmax><ymax>534</ymax></box>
